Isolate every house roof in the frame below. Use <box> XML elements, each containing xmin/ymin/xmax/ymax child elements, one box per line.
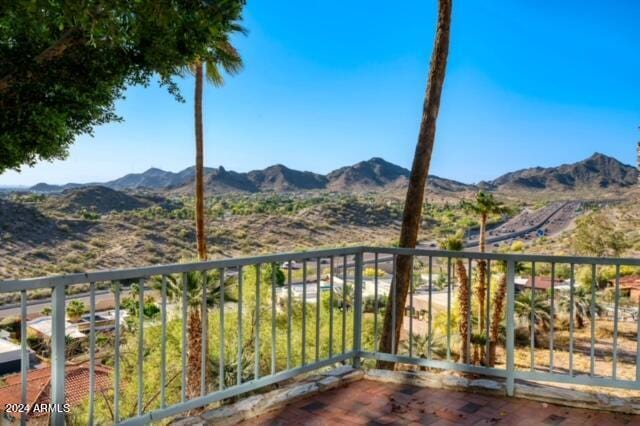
<box><xmin>619</xmin><ymin>276</ymin><xmax>640</xmax><ymax>291</ymax></box>
<box><xmin>0</xmin><ymin>364</ymin><xmax>112</xmax><ymax>419</ymax></box>
<box><xmin>0</xmin><ymin>337</ymin><xmax>21</xmax><ymax>356</ymax></box>
<box><xmin>27</xmin><ymin>316</ymin><xmax>86</xmax><ymax>339</ymax></box>
<box><xmin>518</xmin><ymin>277</ymin><xmax>563</xmax><ymax>291</ymax></box>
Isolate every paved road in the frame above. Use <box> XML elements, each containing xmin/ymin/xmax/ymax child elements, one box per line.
<box><xmin>0</xmin><ymin>289</ymin><xmax>130</xmax><ymax>319</ymax></box>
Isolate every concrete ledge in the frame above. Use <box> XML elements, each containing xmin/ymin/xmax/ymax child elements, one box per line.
<box><xmin>365</xmin><ymin>369</ymin><xmax>640</xmax><ymax>415</ymax></box>
<box><xmin>172</xmin><ymin>366</ymin><xmax>364</xmax><ymax>425</ymax></box>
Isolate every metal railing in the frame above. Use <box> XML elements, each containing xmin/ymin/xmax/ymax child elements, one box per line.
<box><xmin>1</xmin><ymin>246</ymin><xmax>640</xmax><ymax>425</ymax></box>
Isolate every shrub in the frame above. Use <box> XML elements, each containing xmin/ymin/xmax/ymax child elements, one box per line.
<box><xmin>66</xmin><ymin>300</ymin><xmax>86</xmax><ymax>322</ymax></box>
<box><xmin>596</xmin><ymin>324</ymin><xmax>614</xmax><ymax>339</ymax></box>
<box><xmin>0</xmin><ymin>316</ymin><xmax>21</xmax><ymax>334</ymax></box>
<box><xmin>510</xmin><ymin>241</ymin><xmax>524</xmax><ymax>252</ymax></box>
<box><xmin>363</xmin><ymin>268</ymin><xmax>386</xmax><ymax>278</ymax></box>
<box><xmin>363</xmin><ymin>295</ymin><xmax>388</xmax><ymax>313</ymax></box>
<box><xmin>69</xmin><ymin>241</ymin><xmax>86</xmax><ymax>250</ymax></box>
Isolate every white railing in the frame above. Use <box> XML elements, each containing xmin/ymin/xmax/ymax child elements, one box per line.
<box><xmin>1</xmin><ymin>247</ymin><xmax>639</xmax><ymax>425</ymax></box>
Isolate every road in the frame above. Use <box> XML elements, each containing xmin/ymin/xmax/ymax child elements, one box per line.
<box><xmin>422</xmin><ymin>201</ymin><xmax>584</xmax><ymax>251</ymax></box>
<box><xmin>0</xmin><ymin>289</ymin><xmax>131</xmax><ymax>319</ymax></box>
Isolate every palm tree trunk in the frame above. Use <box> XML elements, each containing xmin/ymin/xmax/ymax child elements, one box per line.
<box><xmin>455</xmin><ymin>259</ymin><xmax>470</xmax><ymax>364</ymax></box>
<box><xmin>479</xmin><ymin>213</ymin><xmax>487</xmax><ymax>253</ymax></box>
<box><xmin>576</xmin><ymin>313</ymin><xmax>585</xmax><ymax>329</ymax></box>
<box><xmin>377</xmin><ymin>0</ymin><xmax>452</xmax><ymax>370</ymax></box>
<box><xmin>187</xmin><ymin>308</ymin><xmax>203</xmax><ymax>399</ymax></box>
<box><xmin>195</xmin><ymin>61</ymin><xmax>207</xmax><ymax>262</ymax></box>
<box><xmin>477</xmin><ymin>213</ymin><xmax>487</xmax><ymax>363</ymax></box>
<box><xmin>488</xmin><ymin>273</ymin><xmax>507</xmax><ymax>366</ymax></box>
<box><xmin>190</xmin><ymin>61</ymin><xmax>206</xmax><ymax>402</ymax></box>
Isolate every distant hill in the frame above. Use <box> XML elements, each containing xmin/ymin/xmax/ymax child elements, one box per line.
<box><xmin>428</xmin><ymin>175</ymin><xmax>476</xmax><ymax>192</ymax></box>
<box><xmin>247</xmin><ymin>164</ymin><xmax>328</xmax><ymax>191</ymax></box>
<box><xmin>171</xmin><ymin>166</ymin><xmax>259</xmax><ymax>194</ymax></box>
<box><xmin>327</xmin><ymin>157</ymin><xmax>409</xmax><ymax>191</ymax></box>
<box><xmin>105</xmin><ymin>167</ymin><xmax>186</xmax><ymax>190</ymax></box>
<box><xmin>54</xmin><ymin>186</ymin><xmax>154</xmax><ymax>213</ymax></box>
<box><xmin>30</xmin><ymin>182</ymin><xmax>86</xmax><ymax>193</ymax></box>
<box><xmin>481</xmin><ymin>153</ymin><xmax>638</xmax><ymax>192</ymax></box>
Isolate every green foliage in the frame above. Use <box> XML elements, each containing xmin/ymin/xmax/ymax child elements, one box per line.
<box><xmin>0</xmin><ymin>1</ymin><xmax>246</xmax><ymax>172</ymax></box>
<box><xmin>401</xmin><ymin>333</ymin><xmax>447</xmax><ymax>359</ymax></box>
<box><xmin>572</xmin><ymin>212</ymin><xmax>631</xmax><ymax>257</ymax></box>
<box><xmin>559</xmin><ymin>287</ymin><xmax>602</xmax><ymax>329</ymax></box>
<box><xmin>363</xmin><ymin>267</ymin><xmax>386</xmax><ymax>278</ymax></box>
<box><xmin>363</xmin><ymin>295</ymin><xmax>388</xmax><ymax>313</ymax></box>
<box><xmin>439</xmin><ymin>231</ymin><xmax>464</xmax><ymax>251</ymax></box>
<box><xmin>514</xmin><ymin>290</ymin><xmax>550</xmax><ymax>332</ymax></box>
<box><xmin>80</xmin><ymin>209</ymin><xmax>100</xmax><ymax>220</ymax></box>
<box><xmin>0</xmin><ymin>316</ymin><xmax>21</xmax><ymax>334</ymax></box>
<box><xmin>152</xmin><ymin>268</ymin><xmax>231</xmax><ymax>310</ymax></box>
<box><xmin>510</xmin><ymin>240</ymin><xmax>525</xmax><ymax>252</ymax></box>
<box><xmin>66</xmin><ymin>299</ymin><xmax>86</xmax><ymax>321</ymax></box>
<box><xmin>263</xmin><ymin>263</ymin><xmax>286</xmax><ymax>287</ymax></box>
<box><xmin>75</xmin><ymin>267</ymin><xmax>357</xmax><ymax>424</ymax></box>
<box><xmin>461</xmin><ymin>191</ymin><xmax>511</xmax><ymax>221</ymax></box>
<box><xmin>120</xmin><ymin>296</ymin><xmax>160</xmax><ymax>320</ymax></box>
<box><xmin>575</xmin><ymin>265</ymin><xmax>609</xmax><ymax>291</ymax></box>
<box><xmin>433</xmin><ymin>271</ymin><xmax>447</xmax><ymax>290</ymax></box>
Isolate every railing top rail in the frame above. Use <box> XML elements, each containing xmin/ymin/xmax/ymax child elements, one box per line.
<box><xmin>0</xmin><ymin>246</ymin><xmax>363</xmax><ymax>292</ymax></box>
<box><xmin>2</xmin><ymin>245</ymin><xmax>639</xmax><ymax>292</ymax></box>
<box><xmin>363</xmin><ymin>246</ymin><xmax>640</xmax><ymax>266</ymax></box>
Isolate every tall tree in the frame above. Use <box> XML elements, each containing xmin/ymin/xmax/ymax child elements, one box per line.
<box><xmin>462</xmin><ymin>191</ymin><xmax>509</xmax><ymax>363</ymax></box>
<box><xmin>377</xmin><ymin>0</ymin><xmax>453</xmax><ymax>369</ymax></box>
<box><xmin>195</xmin><ymin>62</ymin><xmax>207</xmax><ymax>260</ymax></box>
<box><xmin>189</xmin><ymin>33</ymin><xmax>243</xmax><ymax>399</ymax></box>
<box><xmin>193</xmin><ymin>36</ymin><xmax>244</xmax><ymax>262</ymax></box>
<box><xmin>572</xmin><ymin>212</ymin><xmax>630</xmax><ymax>258</ymax></box>
<box><xmin>0</xmin><ymin>1</ymin><xmax>246</xmax><ymax>173</ymax></box>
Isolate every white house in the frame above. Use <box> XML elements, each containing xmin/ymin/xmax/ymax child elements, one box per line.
<box><xmin>0</xmin><ymin>338</ymin><xmax>23</xmax><ymax>375</ymax></box>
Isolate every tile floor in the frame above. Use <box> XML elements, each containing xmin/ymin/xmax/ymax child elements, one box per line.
<box><xmin>240</xmin><ymin>379</ymin><xmax>639</xmax><ymax>425</ymax></box>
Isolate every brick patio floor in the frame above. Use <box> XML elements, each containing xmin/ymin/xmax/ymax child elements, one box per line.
<box><xmin>240</xmin><ymin>379</ymin><xmax>640</xmax><ymax>425</ymax></box>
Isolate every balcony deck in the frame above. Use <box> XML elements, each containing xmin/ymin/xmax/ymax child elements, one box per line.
<box><xmin>243</xmin><ymin>379</ymin><xmax>637</xmax><ymax>426</ymax></box>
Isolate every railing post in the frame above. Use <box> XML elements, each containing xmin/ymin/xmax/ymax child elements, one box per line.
<box><xmin>50</xmin><ymin>284</ymin><xmax>66</xmax><ymax>426</ymax></box>
<box><xmin>506</xmin><ymin>259</ymin><xmax>516</xmax><ymax>397</ymax></box>
<box><xmin>353</xmin><ymin>251</ymin><xmax>364</xmax><ymax>368</ymax></box>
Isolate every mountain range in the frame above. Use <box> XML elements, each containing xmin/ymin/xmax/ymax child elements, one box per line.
<box><xmin>26</xmin><ymin>153</ymin><xmax>637</xmax><ymax>194</ymax></box>
<box><xmin>479</xmin><ymin>153</ymin><xmax>638</xmax><ymax>191</ymax></box>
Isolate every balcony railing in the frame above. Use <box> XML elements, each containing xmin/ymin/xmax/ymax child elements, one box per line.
<box><xmin>1</xmin><ymin>247</ymin><xmax>639</xmax><ymax>425</ymax></box>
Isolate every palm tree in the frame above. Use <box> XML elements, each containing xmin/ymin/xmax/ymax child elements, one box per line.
<box><xmin>559</xmin><ymin>287</ymin><xmax>602</xmax><ymax>329</ymax></box>
<box><xmin>189</xmin><ymin>23</ymin><xmax>244</xmax><ymax>400</ymax></box>
<box><xmin>514</xmin><ymin>290</ymin><xmax>551</xmax><ymax>347</ymax></box>
<box><xmin>66</xmin><ymin>300</ymin><xmax>85</xmax><ymax>322</ymax></box>
<box><xmin>377</xmin><ymin>0</ymin><xmax>452</xmax><ymax>370</ymax></box>
<box><xmin>488</xmin><ymin>260</ymin><xmax>524</xmax><ymax>366</ymax></box>
<box><xmin>461</xmin><ymin>192</ymin><xmax>510</xmax><ymax>349</ymax></box>
<box><xmin>334</xmin><ymin>283</ymin><xmax>354</xmax><ymax>311</ymax></box>
<box><xmin>440</xmin><ymin>233</ymin><xmax>470</xmax><ymax>363</ymax></box>
<box><xmin>401</xmin><ymin>333</ymin><xmax>447</xmax><ymax>363</ymax></box>
<box><xmin>191</xmin><ymin>24</ymin><xmax>245</xmax><ymax>262</ymax></box>
<box><xmin>158</xmin><ymin>269</ymin><xmax>232</xmax><ymax>398</ymax></box>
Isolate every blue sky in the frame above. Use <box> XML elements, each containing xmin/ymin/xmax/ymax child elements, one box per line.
<box><xmin>2</xmin><ymin>1</ymin><xmax>639</xmax><ymax>186</ymax></box>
